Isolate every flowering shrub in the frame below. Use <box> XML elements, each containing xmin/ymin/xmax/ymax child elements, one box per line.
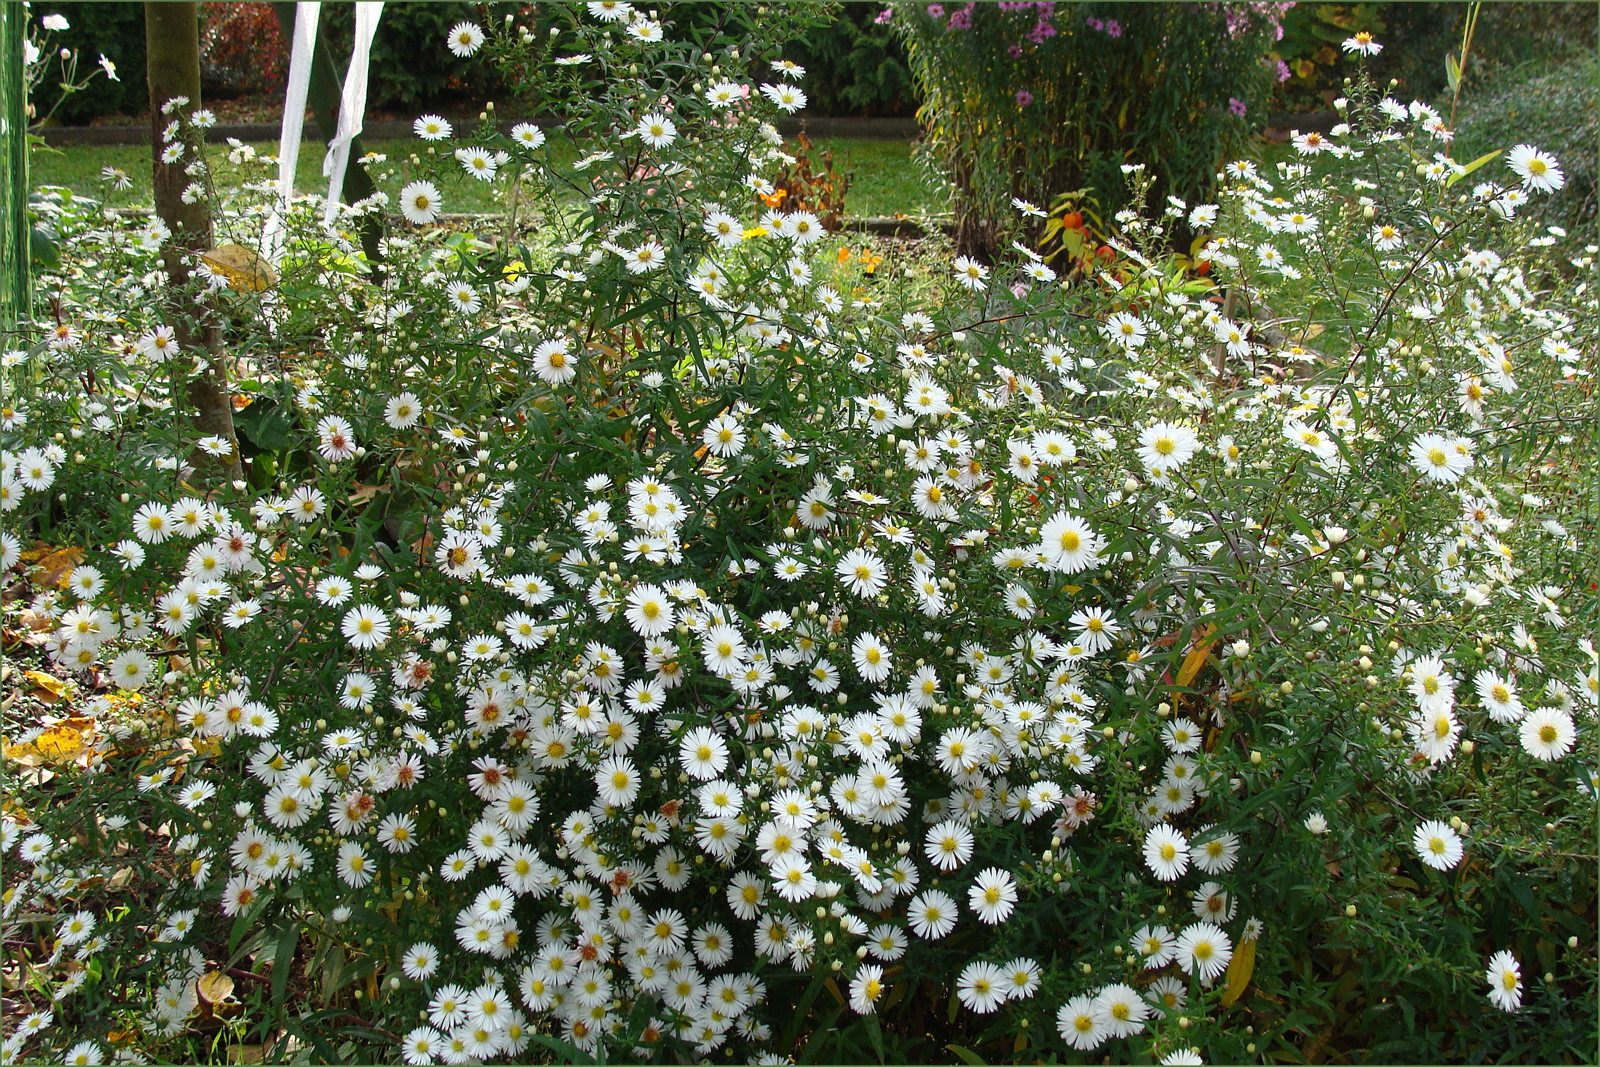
<box><xmin>891</xmin><ymin>1</ymin><xmax>1288</xmax><ymax>258</ymax></box>
<box><xmin>200</xmin><ymin>3</ymin><xmax>290</xmax><ymax>99</ymax></box>
<box><xmin>2</xmin><ymin>6</ymin><xmax>1597</xmax><ymax>1065</ymax></box>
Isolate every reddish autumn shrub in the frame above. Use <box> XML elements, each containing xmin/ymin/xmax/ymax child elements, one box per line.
<box><xmin>201</xmin><ymin>2</ymin><xmax>288</xmax><ymax>98</ymax></box>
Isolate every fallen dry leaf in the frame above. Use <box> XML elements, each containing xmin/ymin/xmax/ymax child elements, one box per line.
<box><xmin>28</xmin><ymin>545</ymin><xmax>85</xmax><ymax>589</ymax></box>
<box><xmin>201</xmin><ymin>243</ymin><xmax>279</xmax><ymax>293</ymax></box>
<box><xmin>16</xmin><ymin>610</ymin><xmax>54</xmax><ymax>635</ymax></box>
<box><xmin>2</xmin><ymin>719</ymin><xmax>95</xmax><ymax>766</ymax></box>
<box><xmin>25</xmin><ymin>670</ymin><xmax>69</xmax><ymax>704</ymax></box>
<box><xmin>197</xmin><ymin>970</ymin><xmax>235</xmax><ymax>1005</ymax></box>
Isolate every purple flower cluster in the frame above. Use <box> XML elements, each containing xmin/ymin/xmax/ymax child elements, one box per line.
<box><xmin>933</xmin><ymin>0</ymin><xmax>1057</xmax><ymax>44</ymax></box>
<box><xmin>1197</xmin><ymin>0</ymin><xmax>1295</xmax><ymax>40</ymax></box>
<box><xmin>1084</xmin><ymin>15</ymin><xmax>1122</xmax><ymax>37</ymax></box>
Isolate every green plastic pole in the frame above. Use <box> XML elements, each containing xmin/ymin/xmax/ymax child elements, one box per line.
<box><xmin>1</xmin><ymin>3</ymin><xmax>30</xmax><ymax>333</ymax></box>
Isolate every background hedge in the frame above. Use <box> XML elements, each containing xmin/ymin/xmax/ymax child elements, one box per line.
<box><xmin>30</xmin><ymin>1</ymin><xmax>1597</xmax><ymax>128</ymax></box>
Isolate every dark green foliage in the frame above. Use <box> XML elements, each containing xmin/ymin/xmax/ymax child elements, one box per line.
<box><xmin>1456</xmin><ymin>50</ymin><xmax>1600</xmax><ymax>241</ymax></box>
<box><xmin>1271</xmin><ymin>2</ymin><xmax>1598</xmax><ymax>115</ymax></box>
<box><xmin>1374</xmin><ymin>1</ymin><xmax>1595</xmax><ymax>104</ymax></box>
<box><xmin>31</xmin><ymin>2</ymin><xmax>151</xmax><ymax>125</ymax></box>
<box><xmin>316</xmin><ymin>2</ymin><xmax>510</xmax><ymax>113</ymax></box>
<box><xmin>789</xmin><ymin>1</ymin><xmax>914</xmax><ymax>116</ymax></box>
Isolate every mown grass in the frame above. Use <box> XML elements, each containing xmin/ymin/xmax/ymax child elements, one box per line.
<box><xmin>29</xmin><ymin>135</ymin><xmax>945</xmax><ymax>219</ymax></box>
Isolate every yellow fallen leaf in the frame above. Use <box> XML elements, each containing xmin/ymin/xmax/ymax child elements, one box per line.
<box><xmin>197</xmin><ymin>970</ymin><xmax>235</xmax><ymax>1004</ymax></box>
<box><xmin>226</xmin><ymin>1045</ymin><xmax>265</xmax><ymax>1065</ymax></box>
<box><xmin>1176</xmin><ymin>625</ymin><xmax>1217</xmax><ymax>689</ymax></box>
<box><xmin>202</xmin><ymin>243</ymin><xmax>278</xmax><ymax>293</ymax></box>
<box><xmin>1220</xmin><ymin>934</ymin><xmax>1257</xmax><ymax>1007</ymax></box>
<box><xmin>2</xmin><ymin>720</ymin><xmax>92</xmax><ymax>765</ymax></box>
<box><xmin>25</xmin><ymin>671</ymin><xmax>69</xmax><ymax>703</ymax></box>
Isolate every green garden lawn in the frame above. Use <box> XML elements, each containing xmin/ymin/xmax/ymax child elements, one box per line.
<box><xmin>30</xmin><ymin>135</ymin><xmax>946</xmax><ymax>219</ymax></box>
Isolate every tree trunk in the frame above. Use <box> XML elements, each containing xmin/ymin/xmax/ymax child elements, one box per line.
<box><xmin>269</xmin><ymin>2</ymin><xmax>385</xmax><ymax>272</ymax></box>
<box><xmin>145</xmin><ymin>1</ymin><xmax>241</xmax><ymax>484</ymax></box>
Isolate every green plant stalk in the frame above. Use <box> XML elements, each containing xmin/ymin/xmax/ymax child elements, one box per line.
<box><xmin>1</xmin><ymin>3</ymin><xmax>29</xmax><ymax>331</ymax></box>
<box><xmin>1445</xmin><ymin>0</ymin><xmax>1481</xmax><ymax>156</ymax></box>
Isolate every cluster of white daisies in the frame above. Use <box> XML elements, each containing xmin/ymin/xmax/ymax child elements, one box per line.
<box><xmin>2</xmin><ymin>9</ymin><xmax>1592</xmax><ymax>1063</ymax></box>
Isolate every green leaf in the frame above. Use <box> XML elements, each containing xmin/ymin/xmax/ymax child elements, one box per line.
<box><xmin>863</xmin><ymin>1015</ymin><xmax>886</xmax><ymax>1063</ymax></box>
<box><xmin>235</xmin><ymin>398</ymin><xmax>295</xmax><ymax>452</ymax></box>
<box><xmin>270</xmin><ymin>923</ymin><xmax>299</xmax><ymax>1009</ymax></box>
<box><xmin>797</xmin><ymin>1007</ymin><xmax>844</xmax><ymax>1064</ymax></box>
<box><xmin>226</xmin><ymin>892</ymin><xmax>271</xmax><ymax>959</ymax></box>
<box><xmin>945</xmin><ymin>1044</ymin><xmax>989</xmax><ymax>1065</ymax></box>
<box><xmin>29</xmin><ymin>226</ymin><xmax>59</xmax><ymax>268</ymax></box>
<box><xmin>521</xmin><ymin>1033</ymin><xmax>596</xmax><ymax>1064</ymax></box>
<box><xmin>1446</xmin><ymin>147</ymin><xmax>1502</xmax><ymax>188</ymax></box>
<box><xmin>781</xmin><ymin>971</ymin><xmax>831</xmax><ymax>1051</ymax></box>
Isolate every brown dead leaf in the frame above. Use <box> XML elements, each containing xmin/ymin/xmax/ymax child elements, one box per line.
<box><xmin>17</xmin><ymin>609</ymin><xmax>55</xmax><ymax>635</ymax></box>
<box><xmin>29</xmin><ymin>545</ymin><xmax>85</xmax><ymax>589</ymax></box>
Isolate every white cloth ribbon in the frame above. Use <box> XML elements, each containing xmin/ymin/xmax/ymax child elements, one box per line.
<box><xmin>322</xmin><ymin>1</ymin><xmax>384</xmax><ymax>225</ymax></box>
<box><xmin>260</xmin><ymin>1</ymin><xmax>320</xmax><ymax>267</ymax></box>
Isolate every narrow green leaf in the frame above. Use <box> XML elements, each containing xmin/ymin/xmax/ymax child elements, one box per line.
<box><xmin>271</xmin><ymin>923</ymin><xmax>299</xmax><ymax>1009</ymax></box>
<box><xmin>1446</xmin><ymin>147</ymin><xmax>1503</xmax><ymax>187</ymax></box>
<box><xmin>863</xmin><ymin>1015</ymin><xmax>886</xmax><ymax>1064</ymax></box>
